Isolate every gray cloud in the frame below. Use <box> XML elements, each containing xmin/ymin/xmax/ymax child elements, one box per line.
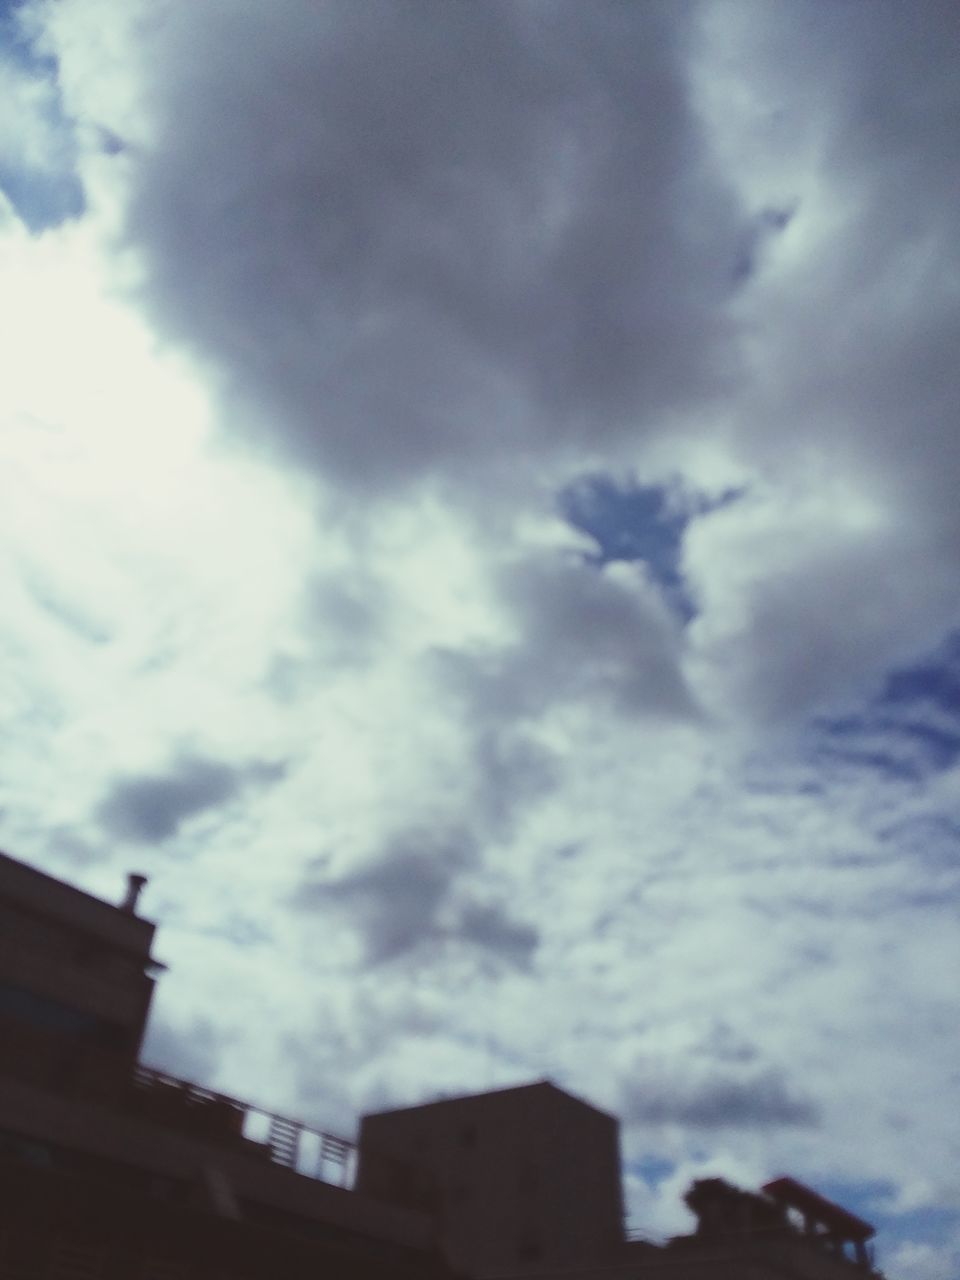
<box><xmin>97</xmin><ymin>756</ymin><xmax>285</xmax><ymax>843</ymax></box>
<box><xmin>120</xmin><ymin>0</ymin><xmax>743</xmax><ymax>494</ymax></box>
<box><xmin>435</xmin><ymin>552</ymin><xmax>697</xmax><ymax>723</ymax></box>
<box><xmin>305</xmin><ymin>573</ymin><xmax>384</xmax><ymax>661</ymax></box>
<box><xmin>297</xmin><ymin>828</ymin><xmax>477</xmax><ymax>962</ymax></box>
<box><xmin>458</xmin><ymin>901</ymin><xmax>539</xmax><ymax>971</ymax></box>
<box><xmin>469</xmin><ymin>727</ymin><xmax>559</xmax><ymax>842</ymax></box>
<box><xmin>263</xmin><ymin>571</ymin><xmax>388</xmax><ymax>699</ymax></box>
<box><xmin>676</xmin><ymin>2</ymin><xmax>960</xmax><ymax>724</ymax></box>
<box><xmin>622</xmin><ymin>1067</ymin><xmax>818</xmax><ymax>1131</ymax></box>
<box><xmin>295</xmin><ymin>827</ymin><xmax>538</xmax><ymax>967</ymax></box>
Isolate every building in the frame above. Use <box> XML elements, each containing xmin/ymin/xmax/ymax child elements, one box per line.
<box><xmin>0</xmin><ymin>848</ymin><xmax>887</xmax><ymax>1279</ymax></box>
<box><xmin>658</xmin><ymin>1176</ymin><xmax>882</xmax><ymax>1280</ymax></box>
<box><xmin>356</xmin><ymin>1092</ymin><xmax>884</xmax><ymax>1280</ymax></box>
<box><xmin>357</xmin><ymin>1080</ymin><xmax>625</xmax><ymax>1274</ymax></box>
<box><xmin>0</xmin><ymin>850</ymin><xmax>457</xmax><ymax>1280</ymax></box>
<box><xmin>0</xmin><ymin>856</ymin><xmax>158</xmax><ymax>1099</ymax></box>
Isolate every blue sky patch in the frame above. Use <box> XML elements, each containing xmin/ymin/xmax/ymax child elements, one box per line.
<box><xmin>812</xmin><ymin>630</ymin><xmax>960</xmax><ymax>783</ymax></box>
<box><xmin>0</xmin><ymin>164</ymin><xmax>85</xmax><ymax>231</ymax></box>
<box><xmin>0</xmin><ymin>4</ymin><xmax>85</xmax><ymax>232</ymax></box>
<box><xmin>810</xmin><ymin>1178</ymin><xmax>892</xmax><ymax>1223</ymax></box>
<box><xmin>880</xmin><ymin>632</ymin><xmax>960</xmax><ymax>711</ymax></box>
<box><xmin>803</xmin><ymin>1180</ymin><xmax>960</xmax><ymax>1272</ymax></box>
<box><xmin>0</xmin><ymin>0</ymin><xmax>56</xmax><ymax>76</ymax></box>
<box><xmin>559</xmin><ymin>476</ymin><xmax>742</xmax><ymax>622</ymax></box>
<box><xmin>627</xmin><ymin>1154</ymin><xmax>675</xmax><ymax>1188</ymax></box>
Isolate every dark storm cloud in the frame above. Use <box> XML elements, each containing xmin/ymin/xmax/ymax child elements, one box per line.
<box><xmin>97</xmin><ymin>756</ymin><xmax>285</xmax><ymax>843</ymax></box>
<box><xmin>622</xmin><ymin>1067</ymin><xmax>818</xmax><ymax>1131</ymax></box>
<box><xmin>123</xmin><ymin>0</ymin><xmax>744</xmax><ymax>492</ymax></box>
<box><xmin>295</xmin><ymin>827</ymin><xmax>538</xmax><ymax>966</ymax></box>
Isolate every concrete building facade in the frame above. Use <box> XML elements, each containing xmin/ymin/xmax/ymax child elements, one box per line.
<box><xmin>358</xmin><ymin>1081</ymin><xmax>625</xmax><ymax>1274</ymax></box>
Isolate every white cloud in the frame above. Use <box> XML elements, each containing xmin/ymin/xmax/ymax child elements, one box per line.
<box><xmin>886</xmin><ymin>1240</ymin><xmax>960</xmax><ymax>1280</ymax></box>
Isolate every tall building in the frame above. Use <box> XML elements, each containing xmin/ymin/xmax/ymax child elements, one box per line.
<box><xmin>0</xmin><ymin>848</ymin><xmax>887</xmax><ymax>1279</ymax></box>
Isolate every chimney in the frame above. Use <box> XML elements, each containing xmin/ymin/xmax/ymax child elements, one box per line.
<box><xmin>121</xmin><ymin>873</ymin><xmax>148</xmax><ymax>914</ymax></box>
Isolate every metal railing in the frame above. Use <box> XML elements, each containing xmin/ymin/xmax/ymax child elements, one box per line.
<box><xmin>131</xmin><ymin>1064</ymin><xmax>357</xmax><ymax>1187</ymax></box>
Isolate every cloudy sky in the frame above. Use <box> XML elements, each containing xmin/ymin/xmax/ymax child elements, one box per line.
<box><xmin>3</xmin><ymin>0</ymin><xmax>959</xmax><ymax>1273</ymax></box>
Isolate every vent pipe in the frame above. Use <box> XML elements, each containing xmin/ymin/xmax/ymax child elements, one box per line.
<box><xmin>121</xmin><ymin>872</ymin><xmax>148</xmax><ymax>914</ymax></box>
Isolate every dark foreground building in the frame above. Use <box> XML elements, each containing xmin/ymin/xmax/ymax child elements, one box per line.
<box><xmin>0</xmin><ymin>850</ymin><xmax>886</xmax><ymax>1279</ymax></box>
<box><xmin>0</xmin><ymin>851</ymin><xmax>453</xmax><ymax>1280</ymax></box>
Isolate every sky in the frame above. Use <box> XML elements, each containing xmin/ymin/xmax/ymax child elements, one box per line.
<box><xmin>2</xmin><ymin>1</ymin><xmax>959</xmax><ymax>1274</ymax></box>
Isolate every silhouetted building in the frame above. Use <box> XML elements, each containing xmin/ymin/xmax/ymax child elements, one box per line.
<box><xmin>0</xmin><ymin>849</ymin><xmax>887</xmax><ymax>1279</ymax></box>
<box><xmin>0</xmin><ymin>850</ymin><xmax>455</xmax><ymax>1279</ymax></box>
<box><xmin>656</xmin><ymin>1176</ymin><xmax>880</xmax><ymax>1279</ymax></box>
<box><xmin>0</xmin><ymin>853</ymin><xmax>160</xmax><ymax>1099</ymax></box>
<box><xmin>357</xmin><ymin>1080</ymin><xmax>625</xmax><ymax>1273</ymax></box>
<box><xmin>356</xmin><ymin>1100</ymin><xmax>883</xmax><ymax>1280</ymax></box>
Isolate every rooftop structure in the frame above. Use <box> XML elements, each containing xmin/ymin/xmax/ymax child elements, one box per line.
<box><xmin>763</xmin><ymin>1176</ymin><xmax>876</xmax><ymax>1269</ymax></box>
<box><xmin>0</xmin><ymin>848</ymin><xmax>888</xmax><ymax>1279</ymax></box>
<box><xmin>357</xmin><ymin>1080</ymin><xmax>625</xmax><ymax>1274</ymax></box>
<box><xmin>0</xmin><ymin>850</ymin><xmax>162</xmax><ymax>1099</ymax></box>
<box><xmin>0</xmin><ymin>849</ymin><xmax>454</xmax><ymax>1279</ymax></box>
<box><xmin>666</xmin><ymin>1176</ymin><xmax>880</xmax><ymax>1278</ymax></box>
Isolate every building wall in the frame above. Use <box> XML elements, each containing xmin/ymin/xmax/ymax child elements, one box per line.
<box><xmin>0</xmin><ymin>851</ymin><xmax>158</xmax><ymax>1075</ymax></box>
<box><xmin>357</xmin><ymin>1082</ymin><xmax>624</xmax><ymax>1275</ymax></box>
<box><xmin>0</xmin><ymin>1070</ymin><xmax>439</xmax><ymax>1252</ymax></box>
<box><xmin>0</xmin><ymin>1155</ymin><xmax>454</xmax><ymax>1280</ymax></box>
